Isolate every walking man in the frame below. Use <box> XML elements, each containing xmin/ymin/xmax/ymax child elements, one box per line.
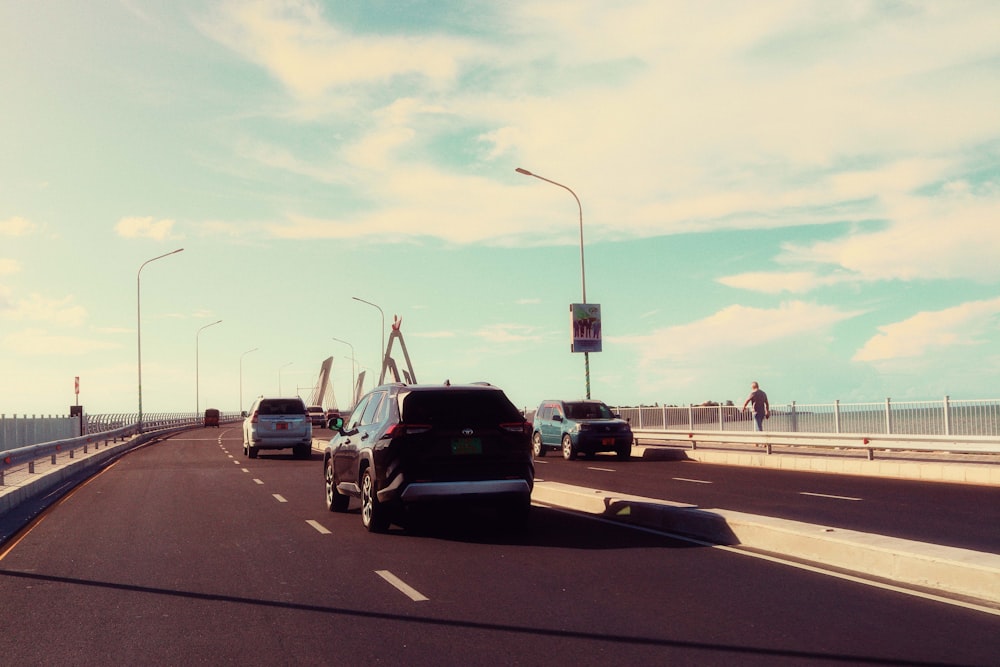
<box><xmin>742</xmin><ymin>381</ymin><xmax>770</xmax><ymax>431</ymax></box>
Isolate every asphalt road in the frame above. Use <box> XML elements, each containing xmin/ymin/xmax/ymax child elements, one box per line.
<box><xmin>533</xmin><ymin>451</ymin><xmax>1000</xmax><ymax>554</ymax></box>
<box><xmin>0</xmin><ymin>428</ymin><xmax>997</xmax><ymax>666</ymax></box>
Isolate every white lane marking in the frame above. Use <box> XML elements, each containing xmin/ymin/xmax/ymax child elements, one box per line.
<box><xmin>801</xmin><ymin>492</ymin><xmax>862</xmax><ymax>501</ymax></box>
<box><xmin>232</xmin><ymin>460</ymin><xmax>241</xmax><ymax>464</ymax></box>
<box><xmin>306</xmin><ymin>520</ymin><xmax>331</xmax><ymax>534</ymax></box>
<box><xmin>553</xmin><ymin>508</ymin><xmax>1000</xmax><ymax>618</ymax></box>
<box><xmin>273</xmin><ymin>494</ymin><xmax>287</xmax><ymax>503</ymax></box>
<box><xmin>253</xmin><ymin>479</ymin><xmax>264</xmax><ymax>485</ymax></box>
<box><xmin>587</xmin><ymin>467</ymin><xmax>616</xmax><ymax>472</ymax></box>
<box><xmin>376</xmin><ymin>570</ymin><xmax>429</xmax><ymax>602</ymax></box>
<box><xmin>241</xmin><ymin>468</ymin><xmax>250</xmax><ymax>473</ymax></box>
<box><xmin>227</xmin><ymin>454</ymin><xmax>234</xmax><ymax>459</ymax></box>
<box><xmin>673</xmin><ymin>477</ymin><xmax>713</xmax><ymax>484</ymax></box>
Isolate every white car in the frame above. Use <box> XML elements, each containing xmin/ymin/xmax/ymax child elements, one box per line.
<box><xmin>243</xmin><ymin>397</ymin><xmax>313</xmax><ymax>459</ymax></box>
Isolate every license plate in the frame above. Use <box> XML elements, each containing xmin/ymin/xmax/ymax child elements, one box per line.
<box><xmin>276</xmin><ymin>422</ymin><xmax>288</xmax><ymax>430</ymax></box>
<box><xmin>602</xmin><ymin>437</ymin><xmax>614</xmax><ymax>446</ymax></box>
<box><xmin>451</xmin><ymin>437</ymin><xmax>482</xmax><ymax>455</ymax></box>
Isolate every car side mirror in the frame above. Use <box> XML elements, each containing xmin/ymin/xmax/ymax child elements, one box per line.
<box><xmin>328</xmin><ymin>416</ymin><xmax>344</xmax><ymax>431</ymax></box>
<box><xmin>241</xmin><ymin>411</ymin><xmax>247</xmax><ymax>418</ymax></box>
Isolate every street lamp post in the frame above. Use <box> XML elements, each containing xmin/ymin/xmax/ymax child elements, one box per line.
<box><xmin>515</xmin><ymin>167</ymin><xmax>590</xmax><ymax>398</ymax></box>
<box><xmin>352</xmin><ymin>296</ymin><xmax>385</xmax><ymax>382</ymax></box>
<box><xmin>137</xmin><ymin>248</ymin><xmax>184</xmax><ymax>432</ymax></box>
<box><xmin>278</xmin><ymin>362</ymin><xmax>293</xmax><ymax>395</ymax></box>
<box><xmin>239</xmin><ymin>347</ymin><xmax>258</xmax><ymax>414</ymax></box>
<box><xmin>331</xmin><ymin>336</ymin><xmax>357</xmax><ymax>408</ymax></box>
<box><xmin>196</xmin><ymin>320</ymin><xmax>222</xmax><ymax>416</ymax></box>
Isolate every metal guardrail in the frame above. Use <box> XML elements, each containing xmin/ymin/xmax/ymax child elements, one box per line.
<box><xmin>0</xmin><ymin>413</ymin><xmax>242</xmax><ymax>486</ymax></box>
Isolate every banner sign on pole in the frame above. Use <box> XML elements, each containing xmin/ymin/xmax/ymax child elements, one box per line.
<box><xmin>570</xmin><ymin>303</ymin><xmax>602</xmax><ymax>353</ymax></box>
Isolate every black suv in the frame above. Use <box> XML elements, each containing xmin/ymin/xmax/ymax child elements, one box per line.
<box><xmin>323</xmin><ymin>382</ymin><xmax>534</xmax><ymax>532</ymax></box>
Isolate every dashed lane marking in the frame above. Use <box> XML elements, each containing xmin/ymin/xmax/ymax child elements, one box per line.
<box><xmin>376</xmin><ymin>570</ymin><xmax>429</xmax><ymax>602</ymax></box>
<box><xmin>253</xmin><ymin>479</ymin><xmax>264</xmax><ymax>485</ymax></box>
<box><xmin>587</xmin><ymin>467</ymin><xmax>616</xmax><ymax>472</ymax></box>
<box><xmin>673</xmin><ymin>477</ymin><xmax>713</xmax><ymax>484</ymax></box>
<box><xmin>801</xmin><ymin>492</ymin><xmax>862</xmax><ymax>501</ymax></box>
<box><xmin>273</xmin><ymin>494</ymin><xmax>287</xmax><ymax>503</ymax></box>
<box><xmin>306</xmin><ymin>520</ymin><xmax>331</xmax><ymax>534</ymax></box>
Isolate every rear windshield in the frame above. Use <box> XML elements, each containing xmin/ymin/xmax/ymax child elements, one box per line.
<box><xmin>565</xmin><ymin>402</ymin><xmax>613</xmax><ymax>420</ymax></box>
<box><xmin>401</xmin><ymin>390</ymin><xmax>522</xmax><ymax>428</ymax></box>
<box><xmin>258</xmin><ymin>399</ymin><xmax>305</xmax><ymax>415</ymax></box>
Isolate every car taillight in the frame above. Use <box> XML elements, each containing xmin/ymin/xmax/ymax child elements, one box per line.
<box><xmin>250</xmin><ymin>410</ymin><xmax>259</xmax><ymax>424</ymax></box>
<box><xmin>383</xmin><ymin>422</ymin><xmax>432</xmax><ymax>438</ymax></box>
<box><xmin>500</xmin><ymin>422</ymin><xmax>530</xmax><ymax>435</ymax></box>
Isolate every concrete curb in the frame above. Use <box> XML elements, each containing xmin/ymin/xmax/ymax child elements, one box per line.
<box><xmin>531</xmin><ymin>480</ymin><xmax>1000</xmax><ymax>605</ymax></box>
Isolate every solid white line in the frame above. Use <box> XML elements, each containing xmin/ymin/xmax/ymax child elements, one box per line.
<box><xmin>801</xmin><ymin>492</ymin><xmax>862</xmax><ymax>501</ymax></box>
<box><xmin>587</xmin><ymin>467</ymin><xmax>616</xmax><ymax>472</ymax></box>
<box><xmin>673</xmin><ymin>477</ymin><xmax>713</xmax><ymax>484</ymax></box>
<box><xmin>306</xmin><ymin>520</ymin><xmax>331</xmax><ymax>534</ymax></box>
<box><xmin>376</xmin><ymin>570</ymin><xmax>429</xmax><ymax>602</ymax></box>
<box><xmin>253</xmin><ymin>479</ymin><xmax>264</xmax><ymax>485</ymax></box>
<box><xmin>273</xmin><ymin>494</ymin><xmax>287</xmax><ymax>503</ymax></box>
<box><xmin>551</xmin><ymin>507</ymin><xmax>1000</xmax><ymax>617</ymax></box>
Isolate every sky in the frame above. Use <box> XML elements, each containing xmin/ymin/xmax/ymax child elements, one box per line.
<box><xmin>2</xmin><ymin>1</ymin><xmax>999</xmax><ymax>417</ymax></box>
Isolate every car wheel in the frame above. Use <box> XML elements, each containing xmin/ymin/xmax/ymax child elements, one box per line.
<box><xmin>616</xmin><ymin>444</ymin><xmax>631</xmax><ymax>461</ymax></box>
<box><xmin>248</xmin><ymin>446</ymin><xmax>259</xmax><ymax>459</ymax></box>
<box><xmin>561</xmin><ymin>434</ymin><xmax>577</xmax><ymax>460</ymax></box>
<box><xmin>325</xmin><ymin>458</ymin><xmax>349</xmax><ymax>512</ymax></box>
<box><xmin>361</xmin><ymin>467</ymin><xmax>390</xmax><ymax>532</ymax></box>
<box><xmin>294</xmin><ymin>444</ymin><xmax>310</xmax><ymax>459</ymax></box>
<box><xmin>532</xmin><ymin>432</ymin><xmax>546</xmax><ymax>457</ymax></box>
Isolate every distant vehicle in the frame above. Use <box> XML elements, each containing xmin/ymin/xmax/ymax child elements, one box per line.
<box><xmin>323</xmin><ymin>382</ymin><xmax>533</xmax><ymax>532</ymax></box>
<box><xmin>203</xmin><ymin>408</ymin><xmax>220</xmax><ymax>428</ymax></box>
<box><xmin>306</xmin><ymin>405</ymin><xmax>327</xmax><ymax>428</ymax></box>
<box><xmin>532</xmin><ymin>399</ymin><xmax>633</xmax><ymax>460</ymax></box>
<box><xmin>243</xmin><ymin>397</ymin><xmax>313</xmax><ymax>459</ymax></box>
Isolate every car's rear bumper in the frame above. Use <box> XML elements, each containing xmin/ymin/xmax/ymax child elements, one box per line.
<box><xmin>573</xmin><ymin>433</ymin><xmax>633</xmax><ymax>452</ymax></box>
<box><xmin>386</xmin><ymin>479</ymin><xmax>532</xmax><ymax>504</ymax></box>
<box><xmin>251</xmin><ymin>436</ymin><xmax>312</xmax><ymax>448</ymax></box>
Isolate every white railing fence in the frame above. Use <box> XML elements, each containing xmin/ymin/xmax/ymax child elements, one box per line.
<box><xmin>615</xmin><ymin>397</ymin><xmax>1000</xmax><ymax>438</ymax></box>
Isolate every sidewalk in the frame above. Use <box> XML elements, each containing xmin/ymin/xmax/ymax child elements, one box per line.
<box><xmin>632</xmin><ymin>441</ymin><xmax>1000</xmax><ymax>486</ymax></box>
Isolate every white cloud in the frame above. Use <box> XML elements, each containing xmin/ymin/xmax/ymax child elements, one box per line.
<box><xmin>0</xmin><ymin>258</ymin><xmax>21</xmax><ymax>275</ymax></box>
<box><xmin>4</xmin><ymin>328</ymin><xmax>118</xmax><ymax>356</ymax></box>
<box><xmin>0</xmin><ymin>293</ymin><xmax>87</xmax><ymax>327</ymax></box>
<box><xmin>199</xmin><ymin>0</ymin><xmax>471</xmax><ymax>101</ymax></box>
<box><xmin>619</xmin><ymin>301</ymin><xmax>862</xmax><ymax>364</ymax></box>
<box><xmin>193</xmin><ymin>1</ymin><xmax>1000</xmax><ymax>254</ymax></box>
<box><xmin>781</xmin><ymin>186</ymin><xmax>1000</xmax><ymax>283</ymax></box>
<box><xmin>718</xmin><ymin>271</ymin><xmax>852</xmax><ymax>294</ymax></box>
<box><xmin>474</xmin><ymin>323</ymin><xmax>543</xmax><ymax>344</ymax></box>
<box><xmin>0</xmin><ymin>216</ymin><xmax>37</xmax><ymax>236</ymax></box>
<box><xmin>854</xmin><ymin>297</ymin><xmax>1000</xmax><ymax>362</ymax></box>
<box><xmin>116</xmin><ymin>216</ymin><xmax>181</xmax><ymax>241</ymax></box>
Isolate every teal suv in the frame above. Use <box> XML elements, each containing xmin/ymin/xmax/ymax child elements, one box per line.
<box><xmin>532</xmin><ymin>400</ymin><xmax>633</xmax><ymax>460</ymax></box>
